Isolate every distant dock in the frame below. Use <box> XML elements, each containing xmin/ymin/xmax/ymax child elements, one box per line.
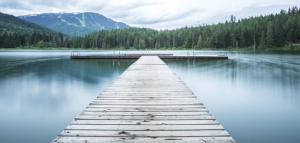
<box><xmin>53</xmin><ymin>56</ymin><xmax>234</xmax><ymax>143</ymax></box>
<box><xmin>70</xmin><ymin>53</ymin><xmax>228</xmax><ymax>59</ymax></box>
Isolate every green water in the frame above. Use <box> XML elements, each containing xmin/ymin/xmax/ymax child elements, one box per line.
<box><xmin>0</xmin><ymin>50</ymin><xmax>299</xmax><ymax>143</ymax></box>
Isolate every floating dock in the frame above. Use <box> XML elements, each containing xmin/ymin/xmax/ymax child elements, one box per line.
<box><xmin>71</xmin><ymin>55</ymin><xmax>228</xmax><ymax>59</ymax></box>
<box><xmin>53</xmin><ymin>56</ymin><xmax>234</xmax><ymax>143</ymax></box>
<box><xmin>124</xmin><ymin>53</ymin><xmax>173</xmax><ymax>56</ymax></box>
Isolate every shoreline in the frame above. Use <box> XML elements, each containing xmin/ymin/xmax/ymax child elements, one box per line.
<box><xmin>1</xmin><ymin>46</ymin><xmax>300</xmax><ymax>51</ymax></box>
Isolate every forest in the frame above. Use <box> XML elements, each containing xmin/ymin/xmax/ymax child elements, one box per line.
<box><xmin>0</xmin><ymin>12</ymin><xmax>57</xmax><ymax>36</ymax></box>
<box><xmin>1</xmin><ymin>6</ymin><xmax>300</xmax><ymax>50</ymax></box>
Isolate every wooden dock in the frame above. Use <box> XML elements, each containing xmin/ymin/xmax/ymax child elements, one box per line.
<box><xmin>71</xmin><ymin>55</ymin><xmax>228</xmax><ymax>59</ymax></box>
<box><xmin>124</xmin><ymin>53</ymin><xmax>173</xmax><ymax>56</ymax></box>
<box><xmin>52</xmin><ymin>56</ymin><xmax>235</xmax><ymax>143</ymax></box>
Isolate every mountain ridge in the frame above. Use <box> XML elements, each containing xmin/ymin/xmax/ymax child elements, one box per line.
<box><xmin>18</xmin><ymin>12</ymin><xmax>131</xmax><ymax>36</ymax></box>
<box><xmin>0</xmin><ymin>12</ymin><xmax>57</xmax><ymax>35</ymax></box>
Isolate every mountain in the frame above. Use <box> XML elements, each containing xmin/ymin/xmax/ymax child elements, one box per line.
<box><xmin>18</xmin><ymin>12</ymin><xmax>131</xmax><ymax>36</ymax></box>
<box><xmin>0</xmin><ymin>12</ymin><xmax>57</xmax><ymax>35</ymax></box>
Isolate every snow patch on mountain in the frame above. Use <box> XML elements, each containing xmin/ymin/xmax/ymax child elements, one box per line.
<box><xmin>61</xmin><ymin>19</ymin><xmax>78</xmax><ymax>27</ymax></box>
<box><xmin>28</xmin><ymin>14</ymin><xmax>37</xmax><ymax>17</ymax></box>
<box><xmin>75</xmin><ymin>13</ymin><xmax>86</xmax><ymax>27</ymax></box>
<box><xmin>115</xmin><ymin>23</ymin><xmax>119</xmax><ymax>29</ymax></box>
<box><xmin>88</xmin><ymin>14</ymin><xmax>102</xmax><ymax>29</ymax></box>
<box><xmin>72</xmin><ymin>12</ymin><xmax>80</xmax><ymax>15</ymax></box>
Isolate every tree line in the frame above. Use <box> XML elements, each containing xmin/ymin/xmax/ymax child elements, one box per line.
<box><xmin>1</xmin><ymin>6</ymin><xmax>300</xmax><ymax>49</ymax></box>
<box><xmin>0</xmin><ymin>31</ymin><xmax>69</xmax><ymax>48</ymax></box>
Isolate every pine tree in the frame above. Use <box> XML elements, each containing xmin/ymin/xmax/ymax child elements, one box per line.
<box><xmin>259</xmin><ymin>31</ymin><xmax>266</xmax><ymax>48</ymax></box>
<box><xmin>0</xmin><ymin>34</ymin><xmax>2</xmax><ymax>48</ymax></box>
<box><xmin>133</xmin><ymin>37</ymin><xmax>139</xmax><ymax>49</ymax></box>
<box><xmin>266</xmin><ymin>21</ymin><xmax>274</xmax><ymax>47</ymax></box>
<box><xmin>196</xmin><ymin>35</ymin><xmax>203</xmax><ymax>49</ymax></box>
<box><xmin>230</xmin><ymin>15</ymin><xmax>236</xmax><ymax>47</ymax></box>
<box><xmin>204</xmin><ymin>37</ymin><xmax>211</xmax><ymax>48</ymax></box>
<box><xmin>184</xmin><ymin>32</ymin><xmax>192</xmax><ymax>48</ymax></box>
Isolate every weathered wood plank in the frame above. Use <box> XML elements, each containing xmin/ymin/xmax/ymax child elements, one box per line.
<box><xmin>98</xmin><ymin>94</ymin><xmax>196</xmax><ymax>97</ymax></box>
<box><xmin>89</xmin><ymin>103</ymin><xmax>203</xmax><ymax>106</ymax></box>
<box><xmin>99</xmin><ymin>92</ymin><xmax>193</xmax><ymax>94</ymax></box>
<box><xmin>75</xmin><ymin>115</ymin><xmax>215</xmax><ymax>120</ymax></box>
<box><xmin>91</xmin><ymin>100</ymin><xmax>201</xmax><ymax>104</ymax></box>
<box><xmin>81</xmin><ymin>111</ymin><xmax>210</xmax><ymax>116</ymax></box>
<box><xmin>93</xmin><ymin>99</ymin><xmax>199</xmax><ymax>101</ymax></box>
<box><xmin>124</xmin><ymin>53</ymin><xmax>173</xmax><ymax>56</ymax></box>
<box><xmin>53</xmin><ymin>137</ymin><xmax>234</xmax><ymax>143</ymax></box>
<box><xmin>96</xmin><ymin>97</ymin><xmax>196</xmax><ymax>99</ymax></box>
<box><xmin>101</xmin><ymin>91</ymin><xmax>193</xmax><ymax>93</ymax></box>
<box><xmin>97</xmin><ymin>96</ymin><xmax>197</xmax><ymax>99</ymax></box>
<box><xmin>84</xmin><ymin>108</ymin><xmax>207</xmax><ymax>112</ymax></box>
<box><xmin>70</xmin><ymin>120</ymin><xmax>220</xmax><ymax>125</ymax></box>
<box><xmin>59</xmin><ymin>130</ymin><xmax>230</xmax><ymax>137</ymax></box>
<box><xmin>87</xmin><ymin>105</ymin><xmax>206</xmax><ymax>108</ymax></box>
<box><xmin>65</xmin><ymin>125</ymin><xmax>225</xmax><ymax>131</ymax></box>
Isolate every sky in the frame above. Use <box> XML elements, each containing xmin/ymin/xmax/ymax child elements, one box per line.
<box><xmin>0</xmin><ymin>0</ymin><xmax>299</xmax><ymax>29</ymax></box>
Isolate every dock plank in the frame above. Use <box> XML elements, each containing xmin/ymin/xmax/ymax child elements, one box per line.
<box><xmin>70</xmin><ymin>120</ymin><xmax>220</xmax><ymax>125</ymax></box>
<box><xmin>54</xmin><ymin>137</ymin><xmax>234</xmax><ymax>143</ymax></box>
<box><xmin>65</xmin><ymin>125</ymin><xmax>225</xmax><ymax>130</ymax></box>
<box><xmin>83</xmin><ymin>108</ymin><xmax>208</xmax><ymax>112</ymax></box>
<box><xmin>52</xmin><ymin>56</ymin><xmax>235</xmax><ymax>143</ymax></box>
<box><xmin>58</xmin><ymin>130</ymin><xmax>230</xmax><ymax>137</ymax></box>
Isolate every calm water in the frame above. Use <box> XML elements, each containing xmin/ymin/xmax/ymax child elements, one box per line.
<box><xmin>0</xmin><ymin>50</ymin><xmax>299</xmax><ymax>143</ymax></box>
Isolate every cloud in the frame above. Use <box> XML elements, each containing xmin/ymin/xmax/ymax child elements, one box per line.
<box><xmin>0</xmin><ymin>0</ymin><xmax>299</xmax><ymax>29</ymax></box>
<box><xmin>0</xmin><ymin>1</ymin><xmax>31</xmax><ymax>10</ymax></box>
<box><xmin>202</xmin><ymin>3</ymin><xmax>294</xmax><ymax>25</ymax></box>
<box><xmin>234</xmin><ymin>3</ymin><xmax>294</xmax><ymax>18</ymax></box>
<box><xmin>122</xmin><ymin>8</ymin><xmax>200</xmax><ymax>25</ymax></box>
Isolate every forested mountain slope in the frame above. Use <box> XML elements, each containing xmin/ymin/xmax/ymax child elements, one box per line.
<box><xmin>19</xmin><ymin>12</ymin><xmax>131</xmax><ymax>36</ymax></box>
<box><xmin>0</xmin><ymin>12</ymin><xmax>63</xmax><ymax>48</ymax></box>
<box><xmin>0</xmin><ymin>12</ymin><xmax>57</xmax><ymax>35</ymax></box>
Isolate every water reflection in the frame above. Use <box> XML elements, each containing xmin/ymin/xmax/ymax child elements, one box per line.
<box><xmin>164</xmin><ymin>51</ymin><xmax>300</xmax><ymax>143</ymax></box>
<box><xmin>0</xmin><ymin>51</ymin><xmax>134</xmax><ymax>143</ymax></box>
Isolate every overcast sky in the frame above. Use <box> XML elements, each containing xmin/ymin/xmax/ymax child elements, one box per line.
<box><xmin>0</xmin><ymin>0</ymin><xmax>299</xmax><ymax>29</ymax></box>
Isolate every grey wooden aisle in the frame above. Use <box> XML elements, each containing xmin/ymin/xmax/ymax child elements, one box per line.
<box><xmin>52</xmin><ymin>56</ymin><xmax>235</xmax><ymax>143</ymax></box>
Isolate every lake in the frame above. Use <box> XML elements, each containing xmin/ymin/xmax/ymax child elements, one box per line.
<box><xmin>0</xmin><ymin>50</ymin><xmax>299</xmax><ymax>143</ymax></box>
